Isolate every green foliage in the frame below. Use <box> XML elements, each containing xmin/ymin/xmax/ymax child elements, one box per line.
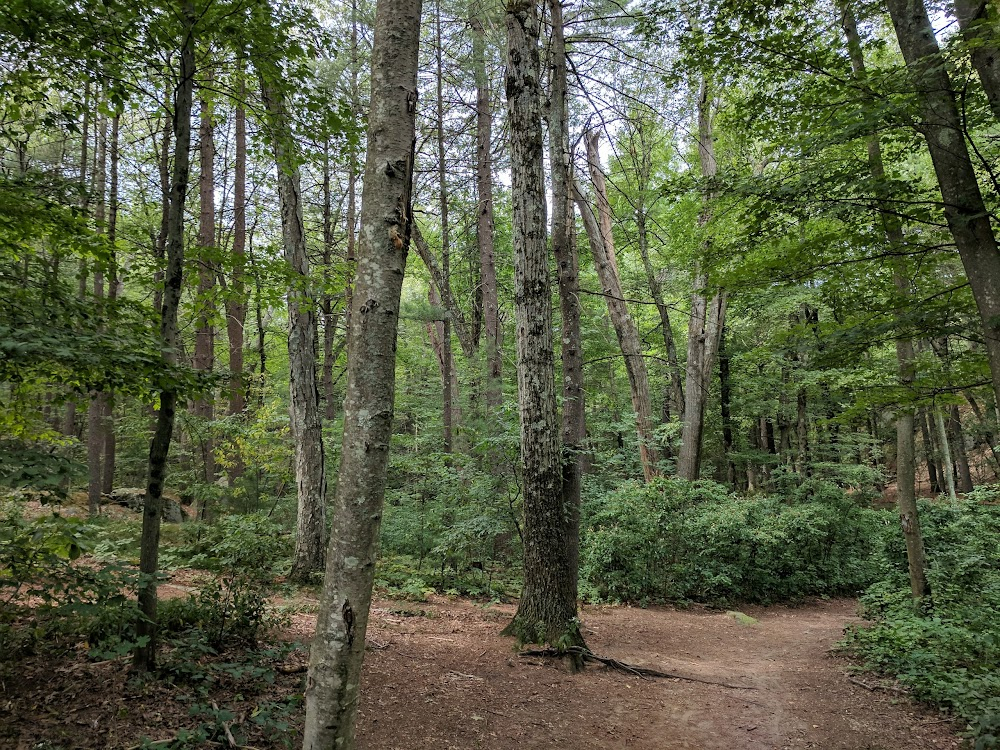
<box><xmin>843</xmin><ymin>491</ymin><xmax>1000</xmax><ymax>744</ymax></box>
<box><xmin>580</xmin><ymin>477</ymin><xmax>889</xmax><ymax>605</ymax></box>
<box><xmin>157</xmin><ymin>514</ymin><xmax>289</xmax><ymax>649</ymax></box>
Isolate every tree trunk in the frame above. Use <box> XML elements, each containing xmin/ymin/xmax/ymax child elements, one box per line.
<box><xmin>472</xmin><ymin>9</ymin><xmax>501</xmax><ymax>412</ymax></box>
<box><xmin>412</xmin><ymin>225</ymin><xmax>473</xmax><ymax>357</ymax></box>
<box><xmin>227</xmin><ymin>68</ymin><xmax>247</xmax><ymax>421</ymax></box>
<box><xmin>677</xmin><ymin>76</ymin><xmax>726</xmax><ymax>481</ymax></box>
<box><xmin>435</xmin><ymin>0</ymin><xmax>454</xmax><ymax>452</ymax></box>
<box><xmin>134</xmin><ymin>6</ymin><xmax>195</xmax><ymax>672</ymax></box>
<box><xmin>258</xmin><ymin>71</ymin><xmax>327</xmax><ymax>583</ymax></box>
<box><xmin>919</xmin><ymin>407</ymin><xmax>941</xmax><ymax>493</ymax></box>
<box><xmin>87</xmin><ymin>109</ymin><xmax>109</xmax><ymax>516</ymax></box>
<box><xmin>954</xmin><ymin>0</ymin><xmax>1000</xmax><ymax>121</ymax></box>
<box><xmin>576</xmin><ymin>131</ymin><xmax>660</xmax><ymax>482</ymax></box>
<box><xmin>103</xmin><ymin>111</ymin><xmax>121</xmax><ymax>496</ymax></box>
<box><xmin>301</xmin><ymin>0</ymin><xmax>421</xmax><ymax>742</ymax></box>
<box><xmin>195</xmin><ymin>85</ymin><xmax>216</xmax><ymax>491</ymax></box>
<box><xmin>321</xmin><ymin>142</ymin><xmax>340</xmax><ymax>422</ymax></box>
<box><xmin>500</xmin><ymin>0</ymin><xmax>582</xmax><ymax>650</ymax></box>
<box><xmin>935</xmin><ymin>408</ymin><xmax>958</xmax><ymax>501</ymax></box>
<box><xmin>948</xmin><ymin>404</ymin><xmax>974</xmax><ymax>492</ymax></box>
<box><xmin>719</xmin><ymin>323</ymin><xmax>737</xmax><ymax>487</ymax></box>
<box><xmin>841</xmin><ymin>0</ymin><xmax>929</xmax><ymax>599</ymax></box>
<box><xmin>547</xmin><ymin>0</ymin><xmax>585</xmax><ymax>607</ymax></box>
<box><xmin>886</xmin><ymin>0</ymin><xmax>1000</xmax><ymax>413</ymax></box>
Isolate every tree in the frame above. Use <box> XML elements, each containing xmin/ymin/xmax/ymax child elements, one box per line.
<box><xmin>301</xmin><ymin>0</ymin><xmax>422</xmax><ymax>742</ymax></box>
<box><xmin>134</xmin><ymin>0</ymin><xmax>197</xmax><ymax>672</ymax></box>
<box><xmin>500</xmin><ymin>0</ymin><xmax>583</xmax><ymax>649</ymax></box>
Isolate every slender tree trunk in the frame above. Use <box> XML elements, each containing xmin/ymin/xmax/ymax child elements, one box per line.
<box><xmin>841</xmin><ymin>1</ymin><xmax>928</xmax><ymax>599</ymax></box>
<box><xmin>103</xmin><ymin>112</ymin><xmax>121</xmax><ymax>496</ymax></box>
<box><xmin>87</xmin><ymin>110</ymin><xmax>109</xmax><ymax>516</ymax></box>
<box><xmin>576</xmin><ymin>131</ymin><xmax>660</xmax><ymax>482</ymax></box>
<box><xmin>412</xmin><ymin>225</ymin><xmax>473</xmax><ymax>356</ymax></box>
<box><xmin>65</xmin><ymin>86</ymin><xmax>91</xmax><ymax>438</ymax></box>
<box><xmin>226</xmin><ymin>68</ymin><xmax>247</xmax><ymax>422</ymax></box>
<box><xmin>321</xmin><ymin>142</ymin><xmax>340</xmax><ymax>422</ymax></box>
<box><xmin>472</xmin><ymin>9</ymin><xmax>501</xmax><ymax>412</ymax></box>
<box><xmin>935</xmin><ymin>407</ymin><xmax>958</xmax><ymax>500</ymax></box>
<box><xmin>948</xmin><ymin>404</ymin><xmax>974</xmax><ymax>492</ymax></box>
<box><xmin>258</xmin><ymin>71</ymin><xmax>327</xmax><ymax>582</ymax></box>
<box><xmin>886</xmin><ymin>0</ymin><xmax>1000</xmax><ymax>413</ymax></box>
<box><xmin>677</xmin><ymin>76</ymin><xmax>725</xmax><ymax>481</ymax></box>
<box><xmin>919</xmin><ymin>407</ymin><xmax>942</xmax><ymax>493</ymax></box>
<box><xmin>719</xmin><ymin>323</ymin><xmax>737</xmax><ymax>487</ymax></box>
<box><xmin>500</xmin><ymin>0</ymin><xmax>582</xmax><ymax>650</ymax></box>
<box><xmin>547</xmin><ymin>0</ymin><xmax>584</xmax><ymax>608</ymax></box>
<box><xmin>435</xmin><ymin>0</ymin><xmax>454</xmax><ymax>452</ymax></box>
<box><xmin>954</xmin><ymin>0</ymin><xmax>1000</xmax><ymax>121</ymax></box>
<box><xmin>343</xmin><ymin>0</ymin><xmax>360</xmax><ymax>350</ymax></box>
<box><xmin>195</xmin><ymin>85</ymin><xmax>217</xmax><ymax>492</ymax></box>
<box><xmin>301</xmin><ymin>0</ymin><xmax>421</xmax><ymax>741</ymax></box>
<box><xmin>796</xmin><ymin>386</ymin><xmax>810</xmax><ymax>476</ymax></box>
<box><xmin>154</xmin><ymin>101</ymin><xmax>172</xmax><ymax>316</ymax></box>
<box><xmin>134</xmin><ymin>7</ymin><xmax>195</xmax><ymax>672</ymax></box>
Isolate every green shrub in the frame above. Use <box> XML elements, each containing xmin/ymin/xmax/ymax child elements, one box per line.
<box><xmin>580</xmin><ymin>477</ymin><xmax>889</xmax><ymax>605</ymax></box>
<box><xmin>844</xmin><ymin>492</ymin><xmax>1000</xmax><ymax>745</ymax></box>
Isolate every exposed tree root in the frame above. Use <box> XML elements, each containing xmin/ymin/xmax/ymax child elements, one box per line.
<box><xmin>518</xmin><ymin>646</ymin><xmax>757</xmax><ymax>690</ymax></box>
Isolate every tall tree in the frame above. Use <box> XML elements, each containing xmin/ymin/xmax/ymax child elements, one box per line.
<box><xmin>953</xmin><ymin>0</ymin><xmax>1000</xmax><ymax>121</ymax></box>
<box><xmin>301</xmin><ymin>0</ymin><xmax>422</xmax><ymax>742</ymax></box>
<box><xmin>501</xmin><ymin>0</ymin><xmax>583</xmax><ymax>649</ymax></box>
<box><xmin>134</xmin><ymin>0</ymin><xmax>197</xmax><ymax>672</ymax></box>
<box><xmin>577</xmin><ymin>130</ymin><xmax>660</xmax><ymax>482</ymax></box>
<box><xmin>257</xmin><ymin>48</ymin><xmax>327</xmax><ymax>583</ymax></box>
<box><xmin>885</xmin><ymin>0</ymin><xmax>1000</xmax><ymax>414</ymax></box>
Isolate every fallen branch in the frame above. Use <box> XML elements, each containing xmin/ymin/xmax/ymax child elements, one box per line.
<box><xmin>847</xmin><ymin>676</ymin><xmax>908</xmax><ymax>694</ymax></box>
<box><xmin>518</xmin><ymin>647</ymin><xmax>756</xmax><ymax>690</ymax></box>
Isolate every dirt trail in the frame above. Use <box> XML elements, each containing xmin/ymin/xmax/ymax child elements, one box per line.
<box><xmin>333</xmin><ymin>596</ymin><xmax>960</xmax><ymax>750</ymax></box>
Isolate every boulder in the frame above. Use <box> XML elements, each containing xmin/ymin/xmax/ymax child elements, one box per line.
<box><xmin>106</xmin><ymin>487</ymin><xmax>187</xmax><ymax>522</ymax></box>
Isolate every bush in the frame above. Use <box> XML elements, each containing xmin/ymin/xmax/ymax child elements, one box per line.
<box><xmin>580</xmin><ymin>477</ymin><xmax>889</xmax><ymax>605</ymax></box>
<box><xmin>843</xmin><ymin>492</ymin><xmax>1000</xmax><ymax>746</ymax></box>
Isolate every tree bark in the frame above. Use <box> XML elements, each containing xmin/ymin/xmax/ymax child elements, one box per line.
<box><xmin>226</xmin><ymin>67</ymin><xmax>247</xmax><ymax>421</ymax></box>
<box><xmin>134</xmin><ymin>5</ymin><xmax>195</xmax><ymax>671</ymax></box>
<box><xmin>719</xmin><ymin>323</ymin><xmax>737</xmax><ymax>487</ymax></box>
<box><xmin>500</xmin><ymin>0</ymin><xmax>582</xmax><ymax>650</ymax></box>
<box><xmin>258</xmin><ymin>71</ymin><xmax>327</xmax><ymax>583</ymax></box>
<box><xmin>301</xmin><ymin>0</ymin><xmax>421</xmax><ymax>742</ymax></box>
<box><xmin>472</xmin><ymin>9</ymin><xmax>501</xmax><ymax>411</ymax></box>
<box><xmin>935</xmin><ymin>407</ymin><xmax>958</xmax><ymax>500</ymax></box>
<box><xmin>435</xmin><ymin>0</ymin><xmax>454</xmax><ymax>452</ymax></box>
<box><xmin>948</xmin><ymin>404</ymin><xmax>974</xmax><ymax>492</ymax></box>
<box><xmin>919</xmin><ymin>407</ymin><xmax>942</xmax><ymax>493</ymax></box>
<box><xmin>547</xmin><ymin>0</ymin><xmax>585</xmax><ymax>606</ymax></box>
<box><xmin>194</xmin><ymin>84</ymin><xmax>216</xmax><ymax>491</ymax></box>
<box><xmin>841</xmin><ymin>0</ymin><xmax>929</xmax><ymax>599</ymax></box>
<box><xmin>576</xmin><ymin>131</ymin><xmax>660</xmax><ymax>482</ymax></box>
<box><xmin>886</xmin><ymin>0</ymin><xmax>1000</xmax><ymax>414</ymax></box>
<box><xmin>87</xmin><ymin>109</ymin><xmax>109</xmax><ymax>516</ymax></box>
<box><xmin>103</xmin><ymin>111</ymin><xmax>121</xmax><ymax>496</ymax></box>
<box><xmin>953</xmin><ymin>0</ymin><xmax>1000</xmax><ymax>121</ymax></box>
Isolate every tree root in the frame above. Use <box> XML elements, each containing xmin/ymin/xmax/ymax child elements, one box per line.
<box><xmin>518</xmin><ymin>646</ymin><xmax>757</xmax><ymax>690</ymax></box>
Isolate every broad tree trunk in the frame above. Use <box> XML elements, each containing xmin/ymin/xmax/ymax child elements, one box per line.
<box><xmin>842</xmin><ymin>0</ymin><xmax>929</xmax><ymax>599</ymax></box>
<box><xmin>194</xmin><ymin>86</ymin><xmax>216</xmax><ymax>491</ymax></box>
<box><xmin>258</xmin><ymin>71</ymin><xmax>327</xmax><ymax>583</ymax></box>
<box><xmin>500</xmin><ymin>0</ymin><xmax>582</xmax><ymax>650</ymax></box>
<box><xmin>886</xmin><ymin>0</ymin><xmax>1000</xmax><ymax>413</ymax></box>
<box><xmin>134</xmin><ymin>6</ymin><xmax>195</xmax><ymax>672</ymax></box>
<box><xmin>953</xmin><ymin>0</ymin><xmax>1000</xmax><ymax>121</ymax></box>
<box><xmin>547</xmin><ymin>0</ymin><xmax>584</xmax><ymax>605</ymax></box>
<box><xmin>301</xmin><ymin>0</ymin><xmax>421</xmax><ymax>743</ymax></box>
<box><xmin>576</xmin><ymin>131</ymin><xmax>660</xmax><ymax>482</ymax></box>
<box><xmin>472</xmin><ymin>9</ymin><xmax>501</xmax><ymax>411</ymax></box>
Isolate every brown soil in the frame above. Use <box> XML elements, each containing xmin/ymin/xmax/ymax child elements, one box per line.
<box><xmin>1</xmin><ymin>592</ymin><xmax>962</xmax><ymax>750</ymax></box>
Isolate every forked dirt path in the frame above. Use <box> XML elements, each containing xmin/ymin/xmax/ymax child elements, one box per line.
<box><xmin>307</xmin><ymin>596</ymin><xmax>962</xmax><ymax>750</ymax></box>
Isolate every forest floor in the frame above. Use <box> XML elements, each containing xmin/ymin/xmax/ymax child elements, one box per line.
<box><xmin>1</xmin><ymin>577</ymin><xmax>965</xmax><ymax>750</ymax></box>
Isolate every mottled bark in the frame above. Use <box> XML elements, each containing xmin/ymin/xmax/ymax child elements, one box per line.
<box><xmin>259</xmin><ymin>71</ymin><xmax>327</xmax><ymax>583</ymax></box>
<box><xmin>134</xmin><ymin>6</ymin><xmax>195</xmax><ymax>671</ymax></box>
<box><xmin>301</xmin><ymin>0</ymin><xmax>421</xmax><ymax>742</ymax></box>
<box><xmin>886</xmin><ymin>0</ymin><xmax>1000</xmax><ymax>413</ymax></box>
<box><xmin>500</xmin><ymin>0</ymin><xmax>582</xmax><ymax>650</ymax></box>
<box><xmin>547</xmin><ymin>0</ymin><xmax>584</xmax><ymax>603</ymax></box>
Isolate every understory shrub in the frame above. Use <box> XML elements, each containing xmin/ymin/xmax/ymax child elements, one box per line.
<box><xmin>843</xmin><ymin>490</ymin><xmax>1000</xmax><ymax>747</ymax></box>
<box><xmin>580</xmin><ymin>477</ymin><xmax>890</xmax><ymax>605</ymax></box>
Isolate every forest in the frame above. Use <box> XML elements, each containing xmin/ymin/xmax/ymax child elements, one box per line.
<box><xmin>2</xmin><ymin>0</ymin><xmax>1000</xmax><ymax>747</ymax></box>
